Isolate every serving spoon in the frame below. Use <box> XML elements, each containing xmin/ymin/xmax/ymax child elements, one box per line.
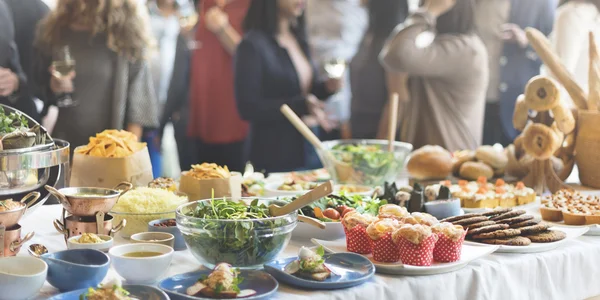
<box><xmin>269</xmin><ymin>181</ymin><xmax>333</xmax><ymax>229</ymax></box>
<box><xmin>28</xmin><ymin>243</ymin><xmax>48</xmax><ymax>258</ymax></box>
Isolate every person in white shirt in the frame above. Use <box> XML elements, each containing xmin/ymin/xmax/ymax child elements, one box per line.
<box><xmin>547</xmin><ymin>0</ymin><xmax>600</xmax><ymax>106</ymax></box>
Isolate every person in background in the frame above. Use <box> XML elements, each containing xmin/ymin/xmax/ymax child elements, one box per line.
<box><xmin>475</xmin><ymin>0</ymin><xmax>557</xmax><ymax>146</ymax></box>
<box><xmin>234</xmin><ymin>0</ymin><xmax>342</xmax><ymax>173</ymax></box>
<box><xmin>546</xmin><ymin>0</ymin><xmax>600</xmax><ymax>107</ymax></box>
<box><xmin>0</xmin><ymin>0</ymin><xmax>36</xmax><ymax>120</ymax></box>
<box><xmin>4</xmin><ymin>0</ymin><xmax>50</xmax><ymax>119</ymax></box>
<box><xmin>33</xmin><ymin>0</ymin><xmax>159</xmax><ymax>150</ymax></box>
<box><xmin>187</xmin><ymin>0</ymin><xmax>250</xmax><ymax>172</ymax></box>
<box><xmin>380</xmin><ymin>0</ymin><xmax>488</xmax><ymax>151</ymax></box>
<box><xmin>305</xmin><ymin>0</ymin><xmax>367</xmax><ymax>141</ymax></box>
<box><xmin>349</xmin><ymin>0</ymin><xmax>409</xmax><ymax>139</ymax></box>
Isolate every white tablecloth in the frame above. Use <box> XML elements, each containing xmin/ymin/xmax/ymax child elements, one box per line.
<box><xmin>21</xmin><ymin>204</ymin><xmax>600</xmax><ymax>300</ymax></box>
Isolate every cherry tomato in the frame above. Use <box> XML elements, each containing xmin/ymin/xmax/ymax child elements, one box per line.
<box><xmin>335</xmin><ymin>205</ymin><xmax>349</xmax><ymax>215</ymax></box>
<box><xmin>323</xmin><ymin>208</ymin><xmax>341</xmax><ymax>220</ymax></box>
<box><xmin>341</xmin><ymin>207</ymin><xmax>355</xmax><ymax>218</ymax></box>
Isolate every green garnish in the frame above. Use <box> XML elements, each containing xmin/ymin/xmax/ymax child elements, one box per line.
<box><xmin>331</xmin><ymin>143</ymin><xmax>402</xmax><ymax>185</ymax></box>
<box><xmin>298</xmin><ymin>246</ymin><xmax>326</xmax><ymax>272</ymax></box>
<box><xmin>181</xmin><ymin>199</ymin><xmax>293</xmax><ymax>266</ymax></box>
<box><xmin>0</xmin><ymin>106</ymin><xmax>29</xmax><ymax>134</ymax></box>
<box><xmin>294</xmin><ymin>194</ymin><xmax>387</xmax><ymax>221</ymax></box>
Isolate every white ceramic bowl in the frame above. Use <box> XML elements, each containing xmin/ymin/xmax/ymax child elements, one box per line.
<box><xmin>67</xmin><ymin>234</ymin><xmax>114</xmax><ymax>252</ymax></box>
<box><xmin>109</xmin><ymin>243</ymin><xmax>174</xmax><ymax>284</ymax></box>
<box><xmin>130</xmin><ymin>232</ymin><xmax>175</xmax><ymax>248</ymax></box>
<box><xmin>293</xmin><ymin>221</ymin><xmax>345</xmax><ymax>240</ymax></box>
<box><xmin>0</xmin><ymin>257</ymin><xmax>48</xmax><ymax>300</ymax></box>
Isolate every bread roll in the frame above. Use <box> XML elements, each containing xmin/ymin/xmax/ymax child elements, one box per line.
<box><xmin>451</xmin><ymin>150</ymin><xmax>476</xmax><ymax>175</ymax></box>
<box><xmin>522</xmin><ymin>123</ymin><xmax>562</xmax><ymax>160</ymax></box>
<box><xmin>459</xmin><ymin>161</ymin><xmax>494</xmax><ymax>180</ymax></box>
<box><xmin>551</xmin><ymin>102</ymin><xmax>575</xmax><ymax>134</ymax></box>
<box><xmin>406</xmin><ymin>145</ymin><xmax>453</xmax><ymax>180</ymax></box>
<box><xmin>524</xmin><ymin>76</ymin><xmax>561</xmax><ymax>111</ymax></box>
<box><xmin>475</xmin><ymin>145</ymin><xmax>508</xmax><ymax>170</ymax></box>
<box><xmin>513</xmin><ymin>94</ymin><xmax>529</xmax><ymax>131</ymax></box>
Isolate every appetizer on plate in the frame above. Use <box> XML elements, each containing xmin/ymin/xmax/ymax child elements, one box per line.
<box><xmin>148</xmin><ymin>177</ymin><xmax>178</xmax><ymax>192</ymax></box>
<box><xmin>186</xmin><ymin>263</ymin><xmax>256</xmax><ymax>298</ymax></box>
<box><xmin>242</xmin><ymin>173</ymin><xmax>265</xmax><ymax>197</ymax></box>
<box><xmin>81</xmin><ymin>285</ymin><xmax>138</xmax><ymax>300</ymax></box>
<box><xmin>277</xmin><ymin>180</ymin><xmax>318</xmax><ymax>191</ymax></box>
<box><xmin>284</xmin><ymin>247</ymin><xmax>331</xmax><ymax>281</ymax></box>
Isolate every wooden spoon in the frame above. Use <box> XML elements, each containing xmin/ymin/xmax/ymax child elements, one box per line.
<box><xmin>297</xmin><ymin>215</ymin><xmax>326</xmax><ymax>229</ymax></box>
<box><xmin>387</xmin><ymin>93</ymin><xmax>399</xmax><ymax>152</ymax></box>
<box><xmin>269</xmin><ymin>181</ymin><xmax>333</xmax><ymax>218</ymax></box>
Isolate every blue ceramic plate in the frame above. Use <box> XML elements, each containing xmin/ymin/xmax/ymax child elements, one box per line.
<box><xmin>263</xmin><ymin>253</ymin><xmax>375</xmax><ymax>290</ymax></box>
<box><xmin>159</xmin><ymin>270</ymin><xmax>278</xmax><ymax>300</ymax></box>
<box><xmin>47</xmin><ymin>284</ymin><xmax>169</xmax><ymax>300</ymax></box>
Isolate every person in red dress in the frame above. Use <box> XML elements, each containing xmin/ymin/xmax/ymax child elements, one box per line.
<box><xmin>188</xmin><ymin>0</ymin><xmax>250</xmax><ymax>172</ymax></box>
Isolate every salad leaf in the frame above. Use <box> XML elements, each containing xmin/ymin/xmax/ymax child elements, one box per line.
<box><xmin>331</xmin><ymin>144</ymin><xmax>400</xmax><ymax>185</ymax></box>
<box><xmin>315</xmin><ymin>246</ymin><xmax>325</xmax><ymax>257</ymax></box>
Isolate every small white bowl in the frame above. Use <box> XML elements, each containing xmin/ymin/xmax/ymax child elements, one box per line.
<box><xmin>0</xmin><ymin>257</ymin><xmax>48</xmax><ymax>300</ymax></box>
<box><xmin>67</xmin><ymin>234</ymin><xmax>114</xmax><ymax>252</ymax></box>
<box><xmin>109</xmin><ymin>243</ymin><xmax>174</xmax><ymax>284</ymax></box>
<box><xmin>130</xmin><ymin>232</ymin><xmax>175</xmax><ymax>248</ymax></box>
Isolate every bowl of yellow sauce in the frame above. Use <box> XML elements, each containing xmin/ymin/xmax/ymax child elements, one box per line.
<box><xmin>109</xmin><ymin>243</ymin><xmax>174</xmax><ymax>284</ymax></box>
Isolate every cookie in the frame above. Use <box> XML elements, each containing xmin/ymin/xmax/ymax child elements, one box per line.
<box><xmin>509</xmin><ymin>219</ymin><xmax>541</xmax><ymax>228</ymax></box>
<box><xmin>477</xmin><ymin>236</ymin><xmax>532</xmax><ymax>246</ymax></box>
<box><xmin>465</xmin><ymin>221</ymin><xmax>496</xmax><ymax>230</ymax></box>
<box><xmin>468</xmin><ymin>224</ymin><xmax>510</xmax><ymax>236</ymax></box>
<box><xmin>519</xmin><ymin>223</ymin><xmax>550</xmax><ymax>235</ymax></box>
<box><xmin>454</xmin><ymin>216</ymin><xmax>489</xmax><ymax>226</ymax></box>
<box><xmin>471</xmin><ymin>228</ymin><xmax>521</xmax><ymax>240</ymax></box>
<box><xmin>524</xmin><ymin>230</ymin><xmax>567</xmax><ymax>243</ymax></box>
<box><xmin>490</xmin><ymin>210</ymin><xmax>526</xmax><ymax>221</ymax></box>
<box><xmin>441</xmin><ymin>213</ymin><xmax>483</xmax><ymax>223</ymax></box>
<box><xmin>496</xmin><ymin>215</ymin><xmax>534</xmax><ymax>225</ymax></box>
<box><xmin>482</xmin><ymin>208</ymin><xmax>512</xmax><ymax>217</ymax></box>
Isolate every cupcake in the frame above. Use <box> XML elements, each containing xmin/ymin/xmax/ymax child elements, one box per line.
<box><xmin>392</xmin><ymin>224</ymin><xmax>438</xmax><ymax>266</ymax></box>
<box><xmin>402</xmin><ymin>212</ymin><xmax>439</xmax><ymax>226</ymax></box>
<box><xmin>378</xmin><ymin>204</ymin><xmax>410</xmax><ymax>220</ymax></box>
<box><xmin>431</xmin><ymin>222</ymin><xmax>466</xmax><ymax>262</ymax></box>
<box><xmin>367</xmin><ymin>219</ymin><xmax>402</xmax><ymax>262</ymax></box>
<box><xmin>514</xmin><ymin>182</ymin><xmax>535</xmax><ymax>205</ymax></box>
<box><xmin>342</xmin><ymin>211</ymin><xmax>378</xmax><ymax>254</ymax></box>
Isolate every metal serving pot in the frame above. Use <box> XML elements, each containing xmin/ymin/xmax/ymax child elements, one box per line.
<box><xmin>45</xmin><ymin>182</ymin><xmax>133</xmax><ymax>217</ymax></box>
<box><xmin>0</xmin><ymin>224</ymin><xmax>35</xmax><ymax>257</ymax></box>
<box><xmin>53</xmin><ymin>213</ymin><xmax>126</xmax><ymax>240</ymax></box>
<box><xmin>0</xmin><ymin>192</ymin><xmax>40</xmax><ymax>227</ymax></box>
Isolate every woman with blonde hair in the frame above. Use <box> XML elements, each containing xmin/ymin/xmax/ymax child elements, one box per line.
<box><xmin>33</xmin><ymin>0</ymin><xmax>159</xmax><ymax>149</ymax></box>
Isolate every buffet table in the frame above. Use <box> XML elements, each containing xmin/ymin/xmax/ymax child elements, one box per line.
<box><xmin>22</xmin><ymin>204</ymin><xmax>600</xmax><ymax>300</ymax></box>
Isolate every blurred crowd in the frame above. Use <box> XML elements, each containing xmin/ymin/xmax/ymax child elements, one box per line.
<box><xmin>0</xmin><ymin>0</ymin><xmax>595</xmax><ymax>175</ymax></box>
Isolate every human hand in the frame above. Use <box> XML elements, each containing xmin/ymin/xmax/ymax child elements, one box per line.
<box><xmin>49</xmin><ymin>66</ymin><xmax>75</xmax><ymax>95</ymax></box>
<box><xmin>325</xmin><ymin>77</ymin><xmax>343</xmax><ymax>94</ymax></box>
<box><xmin>306</xmin><ymin>94</ymin><xmax>333</xmax><ymax>132</ymax></box>
<box><xmin>0</xmin><ymin>68</ymin><xmax>19</xmax><ymax>97</ymax></box>
<box><xmin>341</xmin><ymin>122</ymin><xmax>352</xmax><ymax>139</ymax></box>
<box><xmin>423</xmin><ymin>0</ymin><xmax>456</xmax><ymax>18</ymax></box>
<box><xmin>205</xmin><ymin>6</ymin><xmax>229</xmax><ymax>33</ymax></box>
<box><xmin>501</xmin><ymin>23</ymin><xmax>528</xmax><ymax>48</ymax></box>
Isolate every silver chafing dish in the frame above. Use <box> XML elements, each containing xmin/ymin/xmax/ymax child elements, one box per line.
<box><xmin>0</xmin><ymin>104</ymin><xmax>70</xmax><ymax>216</ymax></box>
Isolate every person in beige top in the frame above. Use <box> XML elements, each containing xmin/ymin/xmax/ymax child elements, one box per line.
<box><xmin>380</xmin><ymin>0</ymin><xmax>488</xmax><ymax>151</ymax></box>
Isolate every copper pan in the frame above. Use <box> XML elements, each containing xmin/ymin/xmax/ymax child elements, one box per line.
<box><xmin>45</xmin><ymin>182</ymin><xmax>132</xmax><ymax>217</ymax></box>
<box><xmin>0</xmin><ymin>224</ymin><xmax>35</xmax><ymax>257</ymax></box>
<box><xmin>53</xmin><ymin>213</ymin><xmax>126</xmax><ymax>240</ymax></box>
<box><xmin>0</xmin><ymin>192</ymin><xmax>40</xmax><ymax>227</ymax></box>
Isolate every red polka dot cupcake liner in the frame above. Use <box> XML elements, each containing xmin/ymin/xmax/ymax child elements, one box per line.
<box><xmin>396</xmin><ymin>234</ymin><xmax>439</xmax><ymax>266</ymax></box>
<box><xmin>372</xmin><ymin>233</ymin><xmax>400</xmax><ymax>263</ymax></box>
<box><xmin>344</xmin><ymin>225</ymin><xmax>373</xmax><ymax>254</ymax></box>
<box><xmin>433</xmin><ymin>231</ymin><xmax>467</xmax><ymax>263</ymax></box>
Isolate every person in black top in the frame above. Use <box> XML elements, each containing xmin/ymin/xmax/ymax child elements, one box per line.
<box><xmin>0</xmin><ymin>0</ymin><xmax>36</xmax><ymax>120</ymax></box>
<box><xmin>234</xmin><ymin>0</ymin><xmax>342</xmax><ymax>173</ymax></box>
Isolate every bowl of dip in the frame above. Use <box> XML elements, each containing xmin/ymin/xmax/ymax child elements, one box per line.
<box><xmin>67</xmin><ymin>233</ymin><xmax>113</xmax><ymax>252</ymax></box>
<box><xmin>109</xmin><ymin>243</ymin><xmax>174</xmax><ymax>284</ymax></box>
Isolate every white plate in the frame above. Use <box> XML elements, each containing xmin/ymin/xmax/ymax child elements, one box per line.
<box><xmin>543</xmin><ymin>222</ymin><xmax>600</xmax><ymax>236</ymax></box>
<box><xmin>465</xmin><ymin>226</ymin><xmax>589</xmax><ymax>253</ymax></box>
<box><xmin>311</xmin><ymin>238</ymin><xmax>499</xmax><ymax>275</ymax></box>
<box><xmin>265</xmin><ymin>181</ymin><xmax>374</xmax><ymax>198</ymax></box>
<box><xmin>294</xmin><ymin>222</ymin><xmax>344</xmax><ymax>240</ymax></box>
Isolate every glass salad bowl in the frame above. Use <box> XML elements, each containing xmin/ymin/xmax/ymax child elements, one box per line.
<box><xmin>176</xmin><ymin>198</ymin><xmax>297</xmax><ymax>269</ymax></box>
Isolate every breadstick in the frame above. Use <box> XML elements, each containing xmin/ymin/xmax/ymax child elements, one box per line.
<box><xmin>513</xmin><ymin>94</ymin><xmax>529</xmax><ymax>131</ymax></box>
<box><xmin>524</xmin><ymin>76</ymin><xmax>561</xmax><ymax>111</ymax></box>
<box><xmin>526</xmin><ymin>28</ymin><xmax>588</xmax><ymax>110</ymax></box>
<box><xmin>589</xmin><ymin>32</ymin><xmax>600</xmax><ymax>111</ymax></box>
<box><xmin>551</xmin><ymin>102</ymin><xmax>576</xmax><ymax>134</ymax></box>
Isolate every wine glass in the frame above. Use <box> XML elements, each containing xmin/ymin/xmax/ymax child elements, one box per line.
<box><xmin>51</xmin><ymin>46</ymin><xmax>77</xmax><ymax>108</ymax></box>
<box><xmin>324</xmin><ymin>58</ymin><xmax>346</xmax><ymax>79</ymax></box>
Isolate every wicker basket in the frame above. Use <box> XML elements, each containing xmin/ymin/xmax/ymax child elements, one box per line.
<box><xmin>576</xmin><ymin>110</ymin><xmax>600</xmax><ymax>188</ymax></box>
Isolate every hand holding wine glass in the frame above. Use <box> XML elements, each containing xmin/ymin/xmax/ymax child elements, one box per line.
<box><xmin>50</xmin><ymin>46</ymin><xmax>77</xmax><ymax>107</ymax></box>
<box><xmin>324</xmin><ymin>58</ymin><xmax>345</xmax><ymax>93</ymax></box>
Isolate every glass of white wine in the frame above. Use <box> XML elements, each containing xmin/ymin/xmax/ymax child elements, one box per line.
<box><xmin>51</xmin><ymin>45</ymin><xmax>77</xmax><ymax>108</ymax></box>
<box><xmin>324</xmin><ymin>58</ymin><xmax>346</xmax><ymax>79</ymax></box>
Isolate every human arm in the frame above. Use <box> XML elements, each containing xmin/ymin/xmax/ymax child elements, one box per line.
<box><xmin>204</xmin><ymin>6</ymin><xmax>241</xmax><ymax>55</ymax></box>
<box><xmin>126</xmin><ymin>59</ymin><xmax>160</xmax><ymax>140</ymax></box>
<box><xmin>376</xmin><ymin>72</ymin><xmax>409</xmax><ymax>139</ymax></box>
<box><xmin>234</xmin><ymin>39</ymin><xmax>310</xmax><ymax>124</ymax></box>
<box><xmin>160</xmin><ymin>35</ymin><xmax>190</xmax><ymax>136</ymax></box>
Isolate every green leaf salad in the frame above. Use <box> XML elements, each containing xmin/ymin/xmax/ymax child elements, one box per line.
<box><xmin>330</xmin><ymin>143</ymin><xmax>401</xmax><ymax>186</ymax></box>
